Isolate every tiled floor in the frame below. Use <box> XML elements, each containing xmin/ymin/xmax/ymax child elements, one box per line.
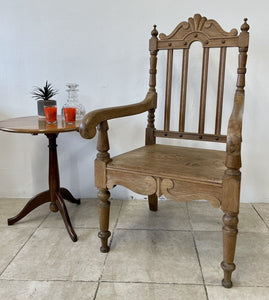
<box><xmin>0</xmin><ymin>198</ymin><xmax>268</xmax><ymax>299</ymax></box>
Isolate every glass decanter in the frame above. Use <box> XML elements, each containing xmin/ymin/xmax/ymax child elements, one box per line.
<box><xmin>62</xmin><ymin>83</ymin><xmax>85</xmax><ymax>121</ymax></box>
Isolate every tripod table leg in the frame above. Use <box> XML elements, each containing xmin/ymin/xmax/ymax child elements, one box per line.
<box><xmin>8</xmin><ymin>190</ymin><xmax>50</xmax><ymax>225</ymax></box>
<box><xmin>60</xmin><ymin>187</ymin><xmax>81</xmax><ymax>205</ymax></box>
<box><xmin>55</xmin><ymin>192</ymin><xmax>78</xmax><ymax>242</ymax></box>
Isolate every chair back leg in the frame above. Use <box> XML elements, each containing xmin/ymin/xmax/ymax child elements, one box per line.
<box><xmin>148</xmin><ymin>193</ymin><xmax>158</xmax><ymax>211</ymax></box>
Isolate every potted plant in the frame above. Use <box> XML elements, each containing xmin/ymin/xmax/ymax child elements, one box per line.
<box><xmin>32</xmin><ymin>81</ymin><xmax>58</xmax><ymax>117</ymax></box>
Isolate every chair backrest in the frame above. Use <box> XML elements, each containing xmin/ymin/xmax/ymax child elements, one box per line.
<box><xmin>146</xmin><ymin>14</ymin><xmax>249</xmax><ymax>144</ymax></box>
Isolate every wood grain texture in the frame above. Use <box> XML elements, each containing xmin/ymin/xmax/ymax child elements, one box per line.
<box><xmin>2</xmin><ymin>121</ymin><xmax>80</xmax><ymax>242</ymax></box>
<box><xmin>145</xmin><ymin>27</ymin><xmax>158</xmax><ymax>146</ymax></box>
<box><xmin>199</xmin><ymin>47</ymin><xmax>209</xmax><ymax>134</ymax></box>
<box><xmin>159</xmin><ymin>178</ymin><xmax>221</xmax><ymax>207</ymax></box>
<box><xmin>80</xmin><ymin>92</ymin><xmax>157</xmax><ymax>139</ymax></box>
<box><xmin>107</xmin><ymin>171</ymin><xmax>157</xmax><ymax>195</ymax></box>
<box><xmin>79</xmin><ymin>14</ymin><xmax>250</xmax><ymax>288</ymax></box>
<box><xmin>158</xmin><ymin>14</ymin><xmax>239</xmax><ymax>49</ymax></box>
<box><xmin>145</xmin><ymin>108</ymin><xmax>156</xmax><ymax>145</ymax></box>
<box><xmin>149</xmin><ymin>25</ymin><xmax>158</xmax><ymax>92</ymax></box>
<box><xmin>155</xmin><ymin>130</ymin><xmax>226</xmax><ymax>142</ymax></box>
<box><xmin>164</xmin><ymin>49</ymin><xmax>173</xmax><ymax>131</ymax></box>
<box><xmin>0</xmin><ymin>116</ymin><xmax>80</xmax><ymax>134</ymax></box>
<box><xmin>225</xmin><ymin>19</ymin><xmax>249</xmax><ymax>170</ymax></box>
<box><xmin>221</xmin><ymin>211</ymin><xmax>238</xmax><ymax>288</ymax></box>
<box><xmin>215</xmin><ymin>47</ymin><xmax>227</xmax><ymax>135</ymax></box>
<box><xmin>106</xmin><ymin>170</ymin><xmax>221</xmax><ymax>207</ymax></box>
<box><xmin>95</xmin><ymin>121</ymin><xmax>112</xmax><ymax>252</ymax></box>
<box><xmin>97</xmin><ymin>188</ymin><xmax>111</xmax><ymax>253</ymax></box>
<box><xmin>179</xmin><ymin>48</ymin><xmax>189</xmax><ymax>132</ymax></box>
<box><xmin>221</xmin><ymin>18</ymin><xmax>249</xmax><ymax>289</ymax></box>
<box><xmin>107</xmin><ymin>144</ymin><xmax>226</xmax><ymax>185</ymax></box>
<box><xmin>222</xmin><ymin>169</ymin><xmax>241</xmax><ymax>213</ymax></box>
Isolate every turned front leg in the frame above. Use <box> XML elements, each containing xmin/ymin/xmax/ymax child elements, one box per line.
<box><xmin>95</xmin><ymin>121</ymin><xmax>111</xmax><ymax>252</ymax></box>
<box><xmin>98</xmin><ymin>188</ymin><xmax>111</xmax><ymax>253</ymax></box>
<box><xmin>221</xmin><ymin>212</ymin><xmax>238</xmax><ymax>288</ymax></box>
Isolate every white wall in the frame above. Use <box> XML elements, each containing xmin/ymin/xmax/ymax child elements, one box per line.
<box><xmin>0</xmin><ymin>0</ymin><xmax>268</xmax><ymax>203</ymax></box>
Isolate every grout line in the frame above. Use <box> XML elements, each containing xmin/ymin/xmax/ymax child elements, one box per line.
<box><xmin>38</xmin><ymin>224</ymin><xmax>269</xmax><ymax>234</ymax></box>
<box><xmin>203</xmin><ymin>283</ymin><xmax>269</xmax><ymax>288</ymax></box>
<box><xmin>99</xmin><ymin>280</ymin><xmax>205</xmax><ymax>286</ymax></box>
<box><xmin>98</xmin><ymin>280</ymin><xmax>269</xmax><ymax>288</ymax></box>
<box><xmin>107</xmin><ymin>199</ymin><xmax>123</xmax><ymax>250</ymax></box>
<box><xmin>0</xmin><ymin>278</ymin><xmax>98</xmax><ymax>283</ymax></box>
<box><xmin>39</xmin><ymin>209</ymin><xmax>53</xmax><ymax>226</ymax></box>
<box><xmin>0</xmin><ymin>277</ymin><xmax>268</xmax><ymax>289</ymax></box>
<box><xmin>93</xmin><ymin>199</ymin><xmax>123</xmax><ymax>300</ymax></box>
<box><xmin>251</xmin><ymin>204</ymin><xmax>269</xmax><ymax>230</ymax></box>
<box><xmin>116</xmin><ymin>228</ymin><xmax>193</xmax><ymax>232</ymax></box>
<box><xmin>99</xmin><ymin>279</ymin><xmax>269</xmax><ymax>288</ymax></box>
<box><xmin>93</xmin><ymin>281</ymin><xmax>101</xmax><ymax>299</ymax></box>
<box><xmin>0</xmin><ymin>209</ymin><xmax>50</xmax><ymax>277</ymax></box>
<box><xmin>186</xmin><ymin>202</ymin><xmax>209</xmax><ymax>300</ymax></box>
<box><xmin>114</xmin><ymin>227</ymin><xmax>268</xmax><ymax>234</ymax></box>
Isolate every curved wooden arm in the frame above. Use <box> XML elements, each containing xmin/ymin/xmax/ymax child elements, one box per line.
<box><xmin>79</xmin><ymin>92</ymin><xmax>157</xmax><ymax>139</ymax></box>
<box><xmin>225</xmin><ymin>91</ymin><xmax>245</xmax><ymax>169</ymax></box>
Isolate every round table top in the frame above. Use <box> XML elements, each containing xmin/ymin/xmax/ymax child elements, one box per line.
<box><xmin>0</xmin><ymin>116</ymin><xmax>81</xmax><ymax>134</ymax></box>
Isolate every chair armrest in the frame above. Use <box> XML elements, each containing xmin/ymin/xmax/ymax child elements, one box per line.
<box><xmin>79</xmin><ymin>92</ymin><xmax>157</xmax><ymax>139</ymax></box>
<box><xmin>225</xmin><ymin>91</ymin><xmax>245</xmax><ymax>169</ymax></box>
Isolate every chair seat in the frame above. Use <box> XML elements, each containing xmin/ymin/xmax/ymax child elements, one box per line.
<box><xmin>107</xmin><ymin>144</ymin><xmax>226</xmax><ymax>185</ymax></box>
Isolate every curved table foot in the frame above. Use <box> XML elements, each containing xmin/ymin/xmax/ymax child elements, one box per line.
<box><xmin>55</xmin><ymin>192</ymin><xmax>78</xmax><ymax>242</ymax></box>
<box><xmin>8</xmin><ymin>190</ymin><xmax>50</xmax><ymax>225</ymax></box>
<box><xmin>60</xmin><ymin>188</ymin><xmax>81</xmax><ymax>205</ymax></box>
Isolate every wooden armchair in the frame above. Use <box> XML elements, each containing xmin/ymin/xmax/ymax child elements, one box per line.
<box><xmin>80</xmin><ymin>14</ymin><xmax>249</xmax><ymax>288</ymax></box>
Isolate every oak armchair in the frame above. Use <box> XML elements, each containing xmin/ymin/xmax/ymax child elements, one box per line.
<box><xmin>80</xmin><ymin>14</ymin><xmax>249</xmax><ymax>288</ymax></box>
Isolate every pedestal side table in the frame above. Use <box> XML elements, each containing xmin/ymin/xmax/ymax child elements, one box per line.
<box><xmin>0</xmin><ymin>116</ymin><xmax>82</xmax><ymax>242</ymax></box>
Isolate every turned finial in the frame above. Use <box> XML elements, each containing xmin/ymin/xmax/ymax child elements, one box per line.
<box><xmin>241</xmin><ymin>18</ymin><xmax>249</xmax><ymax>32</ymax></box>
<box><xmin>151</xmin><ymin>25</ymin><xmax>158</xmax><ymax>37</ymax></box>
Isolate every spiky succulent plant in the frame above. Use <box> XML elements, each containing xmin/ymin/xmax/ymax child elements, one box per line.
<box><xmin>32</xmin><ymin>81</ymin><xmax>58</xmax><ymax>101</ymax></box>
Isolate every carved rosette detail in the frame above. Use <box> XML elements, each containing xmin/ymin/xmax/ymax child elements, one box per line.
<box><xmin>189</xmin><ymin>14</ymin><xmax>207</xmax><ymax>31</ymax></box>
<box><xmin>157</xmin><ymin>178</ymin><xmax>174</xmax><ymax>197</ymax></box>
<box><xmin>159</xmin><ymin>13</ymin><xmax>238</xmax><ymax>41</ymax></box>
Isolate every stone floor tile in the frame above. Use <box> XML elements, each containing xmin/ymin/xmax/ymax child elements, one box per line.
<box><xmin>0</xmin><ymin>280</ymin><xmax>98</xmax><ymax>300</ymax></box>
<box><xmin>117</xmin><ymin>200</ymin><xmax>191</xmax><ymax>230</ymax></box>
<box><xmin>253</xmin><ymin>203</ymin><xmax>269</xmax><ymax>228</ymax></box>
<box><xmin>188</xmin><ymin>202</ymin><xmax>268</xmax><ymax>233</ymax></box>
<box><xmin>41</xmin><ymin>198</ymin><xmax>122</xmax><ymax>229</ymax></box>
<box><xmin>96</xmin><ymin>282</ymin><xmax>207</xmax><ymax>300</ymax></box>
<box><xmin>0</xmin><ymin>199</ymin><xmax>268</xmax><ymax>299</ymax></box>
<box><xmin>102</xmin><ymin>229</ymin><xmax>203</xmax><ymax>284</ymax></box>
<box><xmin>187</xmin><ymin>201</ymin><xmax>223</xmax><ymax>231</ymax></box>
<box><xmin>1</xmin><ymin>228</ymin><xmax>106</xmax><ymax>281</ymax></box>
<box><xmin>238</xmin><ymin>203</ymin><xmax>268</xmax><ymax>233</ymax></box>
<box><xmin>194</xmin><ymin>231</ymin><xmax>269</xmax><ymax>286</ymax></box>
<box><xmin>0</xmin><ymin>198</ymin><xmax>49</xmax><ymax>228</ymax></box>
<box><xmin>207</xmin><ymin>285</ymin><xmax>269</xmax><ymax>300</ymax></box>
<box><xmin>0</xmin><ymin>227</ymin><xmax>35</xmax><ymax>274</ymax></box>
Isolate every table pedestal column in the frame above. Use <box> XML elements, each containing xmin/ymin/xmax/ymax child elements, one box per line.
<box><xmin>8</xmin><ymin>133</ymin><xmax>80</xmax><ymax>242</ymax></box>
